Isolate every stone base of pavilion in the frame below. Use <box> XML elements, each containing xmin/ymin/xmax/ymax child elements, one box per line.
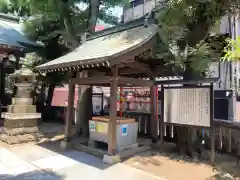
<box><xmin>72</xmin><ymin>137</ymin><xmax>152</xmax><ymax>165</ymax></box>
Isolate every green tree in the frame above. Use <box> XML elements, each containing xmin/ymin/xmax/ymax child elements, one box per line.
<box><xmin>49</xmin><ymin>0</ymin><xmax>126</xmax><ymax>136</ymax></box>
<box><xmin>0</xmin><ymin>0</ymin><xmax>31</xmax><ymax>16</ymax></box>
<box><xmin>1</xmin><ymin>0</ymin><xmax>125</xmax><ymax>127</ymax></box>
<box><xmin>222</xmin><ymin>36</ymin><xmax>240</xmax><ymax>61</ymax></box>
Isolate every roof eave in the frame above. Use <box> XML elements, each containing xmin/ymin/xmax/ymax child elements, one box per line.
<box><xmin>37</xmin><ymin>30</ymin><xmax>157</xmax><ymax>72</ymax></box>
<box><xmin>36</xmin><ymin>22</ymin><xmax>158</xmax><ymax>72</ymax></box>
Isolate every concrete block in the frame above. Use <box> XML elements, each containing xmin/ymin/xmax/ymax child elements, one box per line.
<box><xmin>118</xmin><ymin>143</ymin><xmax>139</xmax><ymax>152</ymax></box>
<box><xmin>8</xmin><ymin>105</ymin><xmax>36</xmax><ymax>114</ymax></box>
<box><xmin>60</xmin><ymin>140</ymin><xmax>73</xmax><ymax>149</ymax></box>
<box><xmin>103</xmin><ymin>154</ymin><xmax>121</xmax><ymax>165</ymax></box>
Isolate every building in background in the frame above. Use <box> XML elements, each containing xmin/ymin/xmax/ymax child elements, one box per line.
<box><xmin>123</xmin><ymin>0</ymin><xmax>162</xmax><ymax>22</ymax></box>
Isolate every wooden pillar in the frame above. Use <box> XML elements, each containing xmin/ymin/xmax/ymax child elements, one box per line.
<box><xmin>210</xmin><ymin>83</ymin><xmax>215</xmax><ymax>165</ymax></box>
<box><xmin>150</xmin><ymin>81</ymin><xmax>158</xmax><ymax>142</ymax></box>
<box><xmin>64</xmin><ymin>80</ymin><xmax>75</xmax><ymax>142</ymax></box>
<box><xmin>160</xmin><ymin>85</ymin><xmax>164</xmax><ymax>143</ymax></box>
<box><xmin>120</xmin><ymin>87</ymin><xmax>123</xmax><ymax>117</ymax></box>
<box><xmin>227</xmin><ymin>128</ymin><xmax>232</xmax><ymax>153</ymax></box>
<box><xmin>108</xmin><ymin>66</ymin><xmax>118</xmax><ymax>155</ymax></box>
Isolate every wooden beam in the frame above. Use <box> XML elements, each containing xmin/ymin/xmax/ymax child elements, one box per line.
<box><xmin>64</xmin><ymin>81</ymin><xmax>75</xmax><ymax>142</ymax></box>
<box><xmin>214</xmin><ymin>119</ymin><xmax>240</xmax><ymax>130</ymax></box>
<box><xmin>120</xmin><ymin>68</ymin><xmax>142</xmax><ymax>75</ymax></box>
<box><xmin>123</xmin><ymin>62</ymin><xmax>154</xmax><ymax>77</ymax></box>
<box><xmin>118</xmin><ymin>76</ymin><xmax>154</xmax><ymax>87</ymax></box>
<box><xmin>88</xmin><ymin>71</ymin><xmax>107</xmax><ymax>76</ymax></box>
<box><xmin>70</xmin><ymin>76</ymin><xmax>111</xmax><ymax>85</ymax></box>
<box><xmin>71</xmin><ymin>75</ymin><xmax>153</xmax><ymax>86</ymax></box>
<box><xmin>155</xmin><ymin>78</ymin><xmax>219</xmax><ymax>85</ymax></box>
<box><xmin>124</xmin><ymin>62</ymin><xmax>151</xmax><ymax>71</ymax></box>
<box><xmin>108</xmin><ymin>66</ymin><xmax>118</xmax><ymax>155</ymax></box>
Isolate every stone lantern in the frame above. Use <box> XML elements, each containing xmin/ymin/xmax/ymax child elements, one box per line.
<box><xmin>1</xmin><ymin>68</ymin><xmax>41</xmax><ymax>144</ymax></box>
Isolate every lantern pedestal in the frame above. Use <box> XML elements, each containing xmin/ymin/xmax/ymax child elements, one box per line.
<box><xmin>1</xmin><ymin>69</ymin><xmax>41</xmax><ymax>144</ymax></box>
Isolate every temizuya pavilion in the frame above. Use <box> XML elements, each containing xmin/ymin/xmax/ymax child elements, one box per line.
<box><xmin>36</xmin><ymin>14</ymin><xmax>173</xmax><ymax>157</ymax></box>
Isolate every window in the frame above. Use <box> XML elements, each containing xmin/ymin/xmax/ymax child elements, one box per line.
<box><xmin>129</xmin><ymin>0</ymin><xmax>144</xmax><ymax>7</ymax></box>
<box><xmin>133</xmin><ymin>0</ymin><xmax>144</xmax><ymax>7</ymax></box>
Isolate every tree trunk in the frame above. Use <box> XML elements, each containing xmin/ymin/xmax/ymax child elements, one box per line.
<box><xmin>36</xmin><ymin>83</ymin><xmax>46</xmax><ymax>113</ymax></box>
<box><xmin>55</xmin><ymin>0</ymin><xmax>101</xmax><ymax>137</ymax></box>
<box><xmin>75</xmin><ymin>0</ymin><xmax>100</xmax><ymax>137</ymax></box>
<box><xmin>87</xmin><ymin>0</ymin><xmax>100</xmax><ymax>33</ymax></box>
<box><xmin>56</xmin><ymin>0</ymin><xmax>79</xmax><ymax>49</ymax></box>
<box><xmin>75</xmin><ymin>72</ymin><xmax>93</xmax><ymax>137</ymax></box>
<box><xmin>46</xmin><ymin>84</ymin><xmax>55</xmax><ymax>108</ymax></box>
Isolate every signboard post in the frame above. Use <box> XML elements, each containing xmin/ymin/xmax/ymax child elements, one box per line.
<box><xmin>210</xmin><ymin>83</ymin><xmax>215</xmax><ymax>165</ymax></box>
<box><xmin>163</xmin><ymin>84</ymin><xmax>215</xmax><ymax>165</ymax></box>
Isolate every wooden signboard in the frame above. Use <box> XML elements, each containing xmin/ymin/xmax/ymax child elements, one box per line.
<box><xmin>163</xmin><ymin>87</ymin><xmax>210</xmax><ymax>127</ymax></box>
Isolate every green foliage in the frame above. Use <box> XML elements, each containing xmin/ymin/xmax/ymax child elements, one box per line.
<box><xmin>156</xmin><ymin>0</ymin><xmax>240</xmax><ymax>45</ymax></box>
<box><xmin>0</xmin><ymin>0</ymin><xmax>125</xmax><ymax>84</ymax></box>
<box><xmin>0</xmin><ymin>0</ymin><xmax>32</xmax><ymax>17</ymax></box>
<box><xmin>221</xmin><ymin>36</ymin><xmax>240</xmax><ymax>61</ymax></box>
<box><xmin>0</xmin><ymin>0</ymin><xmax>9</xmax><ymax>13</ymax></box>
<box><xmin>98</xmin><ymin>7</ymin><xmax>119</xmax><ymax>25</ymax></box>
<box><xmin>155</xmin><ymin>0</ymin><xmax>237</xmax><ymax>77</ymax></box>
<box><xmin>188</xmin><ymin>41</ymin><xmax>219</xmax><ymax>74</ymax></box>
<box><xmin>156</xmin><ymin>39</ymin><xmax>218</xmax><ymax>76</ymax></box>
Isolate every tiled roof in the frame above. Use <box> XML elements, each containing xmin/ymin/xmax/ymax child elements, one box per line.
<box><xmin>37</xmin><ymin>23</ymin><xmax>157</xmax><ymax>70</ymax></box>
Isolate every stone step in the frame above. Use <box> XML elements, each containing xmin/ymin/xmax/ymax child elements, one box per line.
<box><xmin>3</xmin><ymin>127</ymin><xmax>38</xmax><ymax>136</ymax></box>
<box><xmin>4</xmin><ymin>118</ymin><xmax>38</xmax><ymax>128</ymax></box>
<box><xmin>2</xmin><ymin>113</ymin><xmax>41</xmax><ymax>120</ymax></box>
<box><xmin>8</xmin><ymin>105</ymin><xmax>36</xmax><ymax>114</ymax></box>
<box><xmin>1</xmin><ymin>133</ymin><xmax>38</xmax><ymax>144</ymax></box>
<box><xmin>12</xmin><ymin>98</ymin><xmax>33</xmax><ymax>105</ymax></box>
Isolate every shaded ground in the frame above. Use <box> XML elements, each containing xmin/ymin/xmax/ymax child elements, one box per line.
<box><xmin>0</xmin><ymin>142</ymin><xmax>164</xmax><ymax>180</ymax></box>
<box><xmin>36</xmin><ymin>123</ymin><xmax>240</xmax><ymax>180</ymax></box>
<box><xmin>0</xmin><ymin>138</ymin><xmax>163</xmax><ymax>180</ymax></box>
<box><xmin>124</xmin><ymin>143</ymin><xmax>240</xmax><ymax>180</ymax></box>
<box><xmin>0</xmin><ymin>169</ymin><xmax>64</xmax><ymax>180</ymax></box>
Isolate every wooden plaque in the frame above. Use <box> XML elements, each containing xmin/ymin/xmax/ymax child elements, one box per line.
<box><xmin>164</xmin><ymin>87</ymin><xmax>210</xmax><ymax>127</ymax></box>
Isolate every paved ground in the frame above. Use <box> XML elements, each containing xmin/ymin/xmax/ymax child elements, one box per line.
<box><xmin>0</xmin><ymin>143</ymin><xmax>164</xmax><ymax>180</ymax></box>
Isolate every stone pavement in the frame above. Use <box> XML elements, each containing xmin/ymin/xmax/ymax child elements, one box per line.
<box><xmin>0</xmin><ymin>143</ymin><xmax>165</xmax><ymax>180</ymax></box>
